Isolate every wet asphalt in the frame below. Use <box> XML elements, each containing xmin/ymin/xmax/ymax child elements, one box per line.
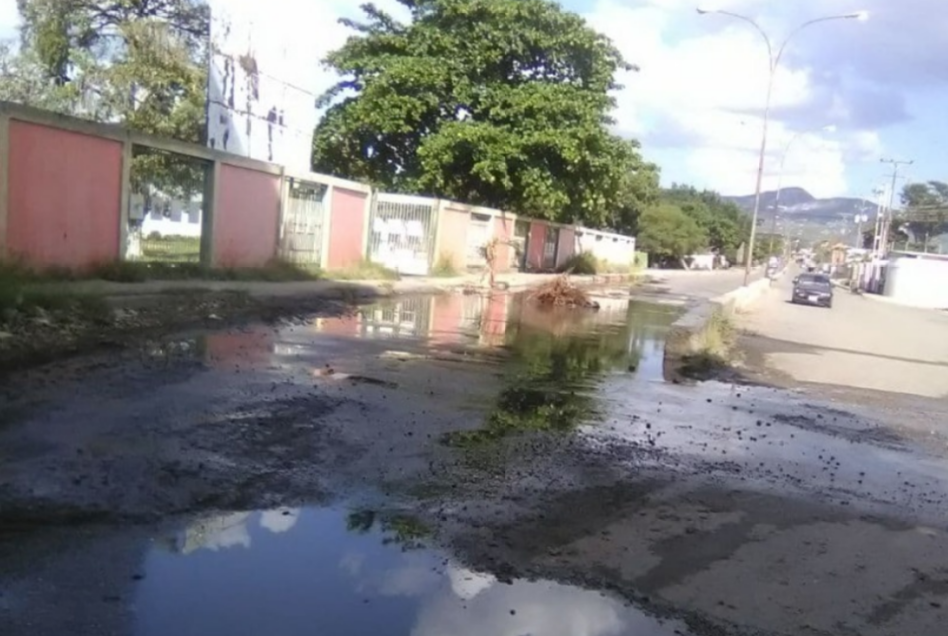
<box><xmin>1</xmin><ymin>288</ymin><xmax>947</xmax><ymax>636</ymax></box>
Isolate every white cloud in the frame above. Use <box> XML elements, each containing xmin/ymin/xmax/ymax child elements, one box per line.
<box><xmin>208</xmin><ymin>0</ymin><xmax>896</xmax><ymax>197</ymax></box>
<box><xmin>585</xmin><ymin>0</ymin><xmax>887</xmax><ymax>197</ymax></box>
<box><xmin>411</xmin><ymin>574</ymin><xmax>686</xmax><ymax>636</ymax></box>
<box><xmin>259</xmin><ymin>507</ymin><xmax>301</xmax><ymax>533</ymax></box>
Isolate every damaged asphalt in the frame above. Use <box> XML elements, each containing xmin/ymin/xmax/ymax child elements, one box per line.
<box><xmin>2</xmin><ymin>284</ymin><xmax>948</xmax><ymax>636</ymax></box>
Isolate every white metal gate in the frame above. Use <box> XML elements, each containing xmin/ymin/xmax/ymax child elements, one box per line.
<box><xmin>368</xmin><ymin>193</ymin><xmax>437</xmax><ymax>275</ymax></box>
<box><xmin>279</xmin><ymin>178</ymin><xmax>327</xmax><ymax>265</ymax></box>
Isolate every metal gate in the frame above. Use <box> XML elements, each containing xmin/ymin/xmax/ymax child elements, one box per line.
<box><xmin>359</xmin><ymin>297</ymin><xmax>432</xmax><ymax>339</ymax></box>
<box><xmin>279</xmin><ymin>178</ymin><xmax>327</xmax><ymax>265</ymax></box>
<box><xmin>368</xmin><ymin>193</ymin><xmax>437</xmax><ymax>275</ymax></box>
<box><xmin>512</xmin><ymin>219</ymin><xmax>530</xmax><ymax>271</ymax></box>
<box><xmin>542</xmin><ymin>226</ymin><xmax>559</xmax><ymax>270</ymax></box>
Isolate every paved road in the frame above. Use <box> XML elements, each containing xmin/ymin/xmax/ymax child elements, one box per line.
<box><xmin>740</xmin><ymin>273</ymin><xmax>948</xmax><ymax>401</ymax></box>
<box><xmin>641</xmin><ymin>268</ymin><xmax>758</xmax><ymax>301</ymax></box>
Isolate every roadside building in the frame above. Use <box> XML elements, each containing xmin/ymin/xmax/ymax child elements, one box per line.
<box><xmin>883</xmin><ymin>251</ymin><xmax>948</xmax><ymax>309</ymax></box>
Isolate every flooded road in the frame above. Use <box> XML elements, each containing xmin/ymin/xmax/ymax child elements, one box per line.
<box><xmin>2</xmin><ymin>289</ymin><xmax>948</xmax><ymax>635</ymax></box>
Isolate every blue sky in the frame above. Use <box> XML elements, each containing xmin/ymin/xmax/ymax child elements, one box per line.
<box><xmin>0</xmin><ymin>0</ymin><xmax>943</xmax><ymax>202</ymax></box>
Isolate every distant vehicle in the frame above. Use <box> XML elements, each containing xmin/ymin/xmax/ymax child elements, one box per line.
<box><xmin>791</xmin><ymin>273</ymin><xmax>834</xmax><ymax>308</ymax></box>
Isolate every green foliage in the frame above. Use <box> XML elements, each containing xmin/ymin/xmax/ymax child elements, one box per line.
<box><xmin>636</xmin><ymin>203</ymin><xmax>708</xmax><ymax>266</ymax></box>
<box><xmin>557</xmin><ymin>252</ymin><xmax>598</xmax><ymax>275</ymax></box>
<box><xmin>0</xmin><ymin>261</ymin><xmax>108</xmax><ymax>317</ymax></box>
<box><xmin>444</xmin><ymin>298</ymin><xmax>679</xmax><ymax>447</ymax></box>
<box><xmin>11</xmin><ymin>1</ymin><xmax>210</xmax><ymax>197</ymax></box>
<box><xmin>678</xmin><ymin>309</ymin><xmax>736</xmax><ymax>380</ymax></box>
<box><xmin>346</xmin><ymin>509</ymin><xmax>431</xmax><ymax>551</ymax></box>
<box><xmin>0</xmin><ymin>41</ymin><xmax>83</xmax><ymax>112</ymax></box>
<box><xmin>633</xmin><ymin>251</ymin><xmax>649</xmax><ymax>270</ymax></box>
<box><xmin>659</xmin><ymin>184</ymin><xmax>748</xmax><ymax>259</ymax></box>
<box><xmin>15</xmin><ymin>0</ymin><xmax>209</xmax><ymax>137</ymax></box>
<box><xmin>899</xmin><ymin>180</ymin><xmax>948</xmax><ymax>244</ymax></box>
<box><xmin>753</xmin><ymin>233</ymin><xmax>785</xmax><ymax>260</ymax></box>
<box><xmin>314</xmin><ymin>0</ymin><xmax>654</xmax><ymax>227</ymax></box>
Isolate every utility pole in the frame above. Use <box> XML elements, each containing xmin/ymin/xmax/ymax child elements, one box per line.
<box><xmin>870</xmin><ymin>187</ymin><xmax>886</xmax><ymax>257</ymax></box>
<box><xmin>878</xmin><ymin>158</ymin><xmax>913</xmax><ymax>255</ymax></box>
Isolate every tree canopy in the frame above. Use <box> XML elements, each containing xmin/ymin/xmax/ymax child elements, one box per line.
<box><xmin>313</xmin><ymin>0</ymin><xmax>654</xmax><ymax>227</ymax></box>
<box><xmin>659</xmin><ymin>184</ymin><xmax>748</xmax><ymax>258</ymax></box>
<box><xmin>6</xmin><ymin>0</ymin><xmax>211</xmax><ymax>197</ymax></box>
<box><xmin>635</xmin><ymin>203</ymin><xmax>708</xmax><ymax>267</ymax></box>
<box><xmin>899</xmin><ymin>180</ymin><xmax>948</xmax><ymax>248</ymax></box>
<box><xmin>13</xmin><ymin>0</ymin><xmax>209</xmax><ymax>142</ymax></box>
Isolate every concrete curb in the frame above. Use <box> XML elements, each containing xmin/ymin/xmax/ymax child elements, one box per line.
<box><xmin>662</xmin><ymin>277</ymin><xmax>771</xmax><ymax>379</ymax></box>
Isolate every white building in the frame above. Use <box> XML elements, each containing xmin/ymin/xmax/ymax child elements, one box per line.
<box><xmin>883</xmin><ymin>251</ymin><xmax>948</xmax><ymax>309</ymax></box>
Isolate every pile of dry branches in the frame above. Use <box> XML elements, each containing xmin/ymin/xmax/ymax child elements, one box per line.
<box><xmin>529</xmin><ymin>274</ymin><xmax>598</xmax><ymax>308</ymax></box>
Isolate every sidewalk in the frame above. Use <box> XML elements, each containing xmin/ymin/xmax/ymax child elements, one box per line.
<box><xmin>62</xmin><ymin>271</ymin><xmax>641</xmax><ymax>302</ymax></box>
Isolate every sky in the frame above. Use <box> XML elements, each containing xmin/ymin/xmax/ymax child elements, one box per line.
<box><xmin>0</xmin><ymin>0</ymin><xmax>944</xmax><ymax>200</ymax></box>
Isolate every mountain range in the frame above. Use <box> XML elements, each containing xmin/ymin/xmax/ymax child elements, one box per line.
<box><xmin>724</xmin><ymin>187</ymin><xmax>876</xmax><ymax>223</ymax></box>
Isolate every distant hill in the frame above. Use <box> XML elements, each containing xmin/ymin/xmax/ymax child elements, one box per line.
<box><xmin>724</xmin><ymin>187</ymin><xmax>875</xmax><ymax>223</ymax></box>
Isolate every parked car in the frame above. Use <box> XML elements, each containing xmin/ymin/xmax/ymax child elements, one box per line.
<box><xmin>791</xmin><ymin>273</ymin><xmax>834</xmax><ymax>308</ymax></box>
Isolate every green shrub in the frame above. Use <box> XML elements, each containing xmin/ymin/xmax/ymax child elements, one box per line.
<box><xmin>557</xmin><ymin>252</ymin><xmax>598</xmax><ymax>275</ymax></box>
<box><xmin>679</xmin><ymin>310</ymin><xmax>737</xmax><ymax>379</ymax></box>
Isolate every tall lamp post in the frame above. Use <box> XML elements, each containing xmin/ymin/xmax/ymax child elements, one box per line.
<box><xmin>697</xmin><ymin>7</ymin><xmax>868</xmax><ymax>285</ymax></box>
<box><xmin>768</xmin><ymin>124</ymin><xmax>836</xmax><ymax>254</ymax></box>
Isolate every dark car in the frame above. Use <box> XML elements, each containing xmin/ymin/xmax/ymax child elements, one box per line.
<box><xmin>791</xmin><ymin>273</ymin><xmax>834</xmax><ymax>308</ymax></box>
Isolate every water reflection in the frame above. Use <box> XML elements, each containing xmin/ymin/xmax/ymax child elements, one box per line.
<box><xmin>445</xmin><ymin>296</ymin><xmax>679</xmax><ymax>446</ymax></box>
<box><xmin>133</xmin><ymin>507</ymin><xmax>690</xmax><ymax>636</ymax></box>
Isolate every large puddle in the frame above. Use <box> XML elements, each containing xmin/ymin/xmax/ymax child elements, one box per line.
<box><xmin>131</xmin><ymin>506</ymin><xmax>691</xmax><ymax>636</ymax></box>
<box><xmin>5</xmin><ymin>289</ymin><xmax>948</xmax><ymax>636</ymax></box>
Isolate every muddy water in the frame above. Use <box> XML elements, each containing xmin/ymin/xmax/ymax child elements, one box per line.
<box><xmin>4</xmin><ymin>290</ymin><xmax>948</xmax><ymax>636</ymax></box>
<box><xmin>0</xmin><ymin>290</ymin><xmax>689</xmax><ymax>636</ymax></box>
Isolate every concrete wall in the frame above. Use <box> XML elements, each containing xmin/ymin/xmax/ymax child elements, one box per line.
<box><xmin>214</xmin><ymin>164</ymin><xmax>281</xmax><ymax>267</ymax></box>
<box><xmin>884</xmin><ymin>255</ymin><xmax>948</xmax><ymax>309</ymax></box>
<box><xmin>556</xmin><ymin>226</ymin><xmax>576</xmax><ymax>269</ymax></box>
<box><xmin>325</xmin><ymin>187</ymin><xmax>368</xmax><ymax>270</ymax></box>
<box><xmin>0</xmin><ymin>101</ymin><xmax>639</xmax><ymax>274</ymax></box>
<box><xmin>435</xmin><ymin>206</ymin><xmax>471</xmax><ymax>272</ymax></box>
<box><xmin>492</xmin><ymin>214</ymin><xmax>515</xmax><ymax>273</ymax></box>
<box><xmin>6</xmin><ymin>121</ymin><xmax>123</xmax><ymax>268</ymax></box>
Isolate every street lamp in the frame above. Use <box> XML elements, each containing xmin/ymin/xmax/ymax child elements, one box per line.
<box><xmin>696</xmin><ymin>7</ymin><xmax>868</xmax><ymax>285</ymax></box>
<box><xmin>767</xmin><ymin>124</ymin><xmax>836</xmax><ymax>254</ymax></box>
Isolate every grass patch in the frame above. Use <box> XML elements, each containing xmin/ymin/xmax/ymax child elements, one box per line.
<box><xmin>90</xmin><ymin>260</ymin><xmax>322</xmax><ymax>283</ymax></box>
<box><xmin>430</xmin><ymin>253</ymin><xmax>460</xmax><ymax>278</ymax></box>
<box><xmin>140</xmin><ymin>235</ymin><xmax>201</xmax><ymax>263</ymax></box>
<box><xmin>1</xmin><ymin>258</ymin><xmax>323</xmax><ymax>285</ymax></box>
<box><xmin>557</xmin><ymin>252</ymin><xmax>598</xmax><ymax>275</ymax></box>
<box><xmin>0</xmin><ymin>263</ymin><xmax>109</xmax><ymax>318</ymax></box>
<box><xmin>678</xmin><ymin>309</ymin><xmax>737</xmax><ymax>379</ymax></box>
<box><xmin>556</xmin><ymin>252</ymin><xmax>643</xmax><ymax>276</ymax></box>
<box><xmin>324</xmin><ymin>259</ymin><xmax>400</xmax><ymax>281</ymax></box>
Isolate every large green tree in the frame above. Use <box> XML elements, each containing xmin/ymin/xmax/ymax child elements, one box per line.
<box><xmin>10</xmin><ymin>0</ymin><xmax>211</xmax><ymax>197</ymax></box>
<box><xmin>659</xmin><ymin>184</ymin><xmax>748</xmax><ymax>259</ymax></box>
<box><xmin>314</xmin><ymin>0</ymin><xmax>652</xmax><ymax>226</ymax></box>
<box><xmin>13</xmin><ymin>0</ymin><xmax>208</xmax><ymax>143</ymax></box>
<box><xmin>636</xmin><ymin>203</ymin><xmax>708</xmax><ymax>267</ymax></box>
<box><xmin>900</xmin><ymin>180</ymin><xmax>948</xmax><ymax>248</ymax></box>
